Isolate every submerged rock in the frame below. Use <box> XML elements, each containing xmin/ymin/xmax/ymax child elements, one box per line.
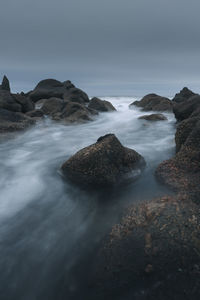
<box><xmin>61</xmin><ymin>134</ymin><xmax>145</xmax><ymax>188</ymax></box>
<box><xmin>130</xmin><ymin>94</ymin><xmax>172</xmax><ymax>112</ymax></box>
<box><xmin>88</xmin><ymin>97</ymin><xmax>116</xmax><ymax>112</ymax></box>
<box><xmin>138</xmin><ymin>113</ymin><xmax>167</xmax><ymax>121</ymax></box>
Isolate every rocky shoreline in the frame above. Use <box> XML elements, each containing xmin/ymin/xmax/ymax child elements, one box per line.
<box><xmin>87</xmin><ymin>87</ymin><xmax>200</xmax><ymax>299</ymax></box>
<box><xmin>0</xmin><ymin>76</ymin><xmax>117</xmax><ymax>133</ymax></box>
<box><xmin>1</xmin><ymin>76</ymin><xmax>200</xmax><ymax>299</ymax></box>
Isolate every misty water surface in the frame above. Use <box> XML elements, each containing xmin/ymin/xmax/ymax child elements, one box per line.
<box><xmin>0</xmin><ymin>97</ymin><xmax>175</xmax><ymax>299</ymax></box>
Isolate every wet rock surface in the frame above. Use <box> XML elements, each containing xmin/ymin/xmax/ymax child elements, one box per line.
<box><xmin>138</xmin><ymin>113</ymin><xmax>167</xmax><ymax>121</ymax></box>
<box><xmin>0</xmin><ymin>90</ymin><xmax>22</xmax><ymax>112</ymax></box>
<box><xmin>173</xmin><ymin>94</ymin><xmax>200</xmax><ymax>121</ymax></box>
<box><xmin>61</xmin><ymin>134</ymin><xmax>145</xmax><ymax>188</ymax></box>
<box><xmin>90</xmin><ymin>195</ymin><xmax>200</xmax><ymax>300</ymax></box>
<box><xmin>0</xmin><ymin>108</ymin><xmax>35</xmax><ymax>132</ymax></box>
<box><xmin>88</xmin><ymin>97</ymin><xmax>116</xmax><ymax>112</ymax></box>
<box><xmin>130</xmin><ymin>94</ymin><xmax>172</xmax><ymax>112</ymax></box>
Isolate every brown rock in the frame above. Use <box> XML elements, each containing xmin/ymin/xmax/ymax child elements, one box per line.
<box><xmin>130</xmin><ymin>94</ymin><xmax>172</xmax><ymax>112</ymax></box>
<box><xmin>61</xmin><ymin>134</ymin><xmax>145</xmax><ymax>188</ymax></box>
<box><xmin>139</xmin><ymin>113</ymin><xmax>167</xmax><ymax>121</ymax></box>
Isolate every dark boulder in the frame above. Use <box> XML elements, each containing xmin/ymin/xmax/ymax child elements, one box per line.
<box><xmin>26</xmin><ymin>109</ymin><xmax>44</xmax><ymax>118</ymax></box>
<box><xmin>13</xmin><ymin>93</ymin><xmax>35</xmax><ymax>113</ymax></box>
<box><xmin>175</xmin><ymin>116</ymin><xmax>200</xmax><ymax>152</ymax></box>
<box><xmin>0</xmin><ymin>75</ymin><xmax>10</xmax><ymax>92</ymax></box>
<box><xmin>63</xmin><ymin>88</ymin><xmax>89</xmax><ymax>104</ymax></box>
<box><xmin>172</xmin><ymin>87</ymin><xmax>196</xmax><ymax>103</ymax></box>
<box><xmin>91</xmin><ymin>194</ymin><xmax>200</xmax><ymax>299</ymax></box>
<box><xmin>53</xmin><ymin>101</ymin><xmax>95</xmax><ymax>123</ymax></box>
<box><xmin>138</xmin><ymin>113</ymin><xmax>167</xmax><ymax>121</ymax></box>
<box><xmin>0</xmin><ymin>90</ymin><xmax>22</xmax><ymax>112</ymax></box>
<box><xmin>29</xmin><ymin>79</ymin><xmax>65</xmax><ymax>101</ymax></box>
<box><xmin>130</xmin><ymin>94</ymin><xmax>172</xmax><ymax>112</ymax></box>
<box><xmin>63</xmin><ymin>80</ymin><xmax>75</xmax><ymax>90</ymax></box>
<box><xmin>0</xmin><ymin>108</ymin><xmax>35</xmax><ymax>133</ymax></box>
<box><xmin>29</xmin><ymin>79</ymin><xmax>90</xmax><ymax>103</ymax></box>
<box><xmin>61</xmin><ymin>133</ymin><xmax>145</xmax><ymax>188</ymax></box>
<box><xmin>155</xmin><ymin>118</ymin><xmax>200</xmax><ymax>202</ymax></box>
<box><xmin>41</xmin><ymin>97</ymin><xmax>64</xmax><ymax>115</ymax></box>
<box><xmin>173</xmin><ymin>95</ymin><xmax>200</xmax><ymax>121</ymax></box>
<box><xmin>88</xmin><ymin>97</ymin><xmax>116</xmax><ymax>112</ymax></box>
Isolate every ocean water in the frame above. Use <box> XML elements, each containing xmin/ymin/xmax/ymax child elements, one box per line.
<box><xmin>0</xmin><ymin>97</ymin><xmax>176</xmax><ymax>299</ymax></box>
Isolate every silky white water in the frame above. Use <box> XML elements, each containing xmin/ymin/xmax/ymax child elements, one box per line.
<box><xmin>0</xmin><ymin>97</ymin><xmax>175</xmax><ymax>299</ymax></box>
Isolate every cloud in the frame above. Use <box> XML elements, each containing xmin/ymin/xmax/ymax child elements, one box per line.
<box><xmin>0</xmin><ymin>0</ymin><xmax>200</xmax><ymax>95</ymax></box>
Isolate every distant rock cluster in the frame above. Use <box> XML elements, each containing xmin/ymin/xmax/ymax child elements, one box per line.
<box><xmin>0</xmin><ymin>76</ymin><xmax>116</xmax><ymax>133</ymax></box>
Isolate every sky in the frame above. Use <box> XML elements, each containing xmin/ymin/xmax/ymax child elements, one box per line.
<box><xmin>0</xmin><ymin>0</ymin><xmax>200</xmax><ymax>96</ymax></box>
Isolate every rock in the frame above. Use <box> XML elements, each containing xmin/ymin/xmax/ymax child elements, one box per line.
<box><xmin>29</xmin><ymin>79</ymin><xmax>89</xmax><ymax>103</ymax></box>
<box><xmin>91</xmin><ymin>195</ymin><xmax>200</xmax><ymax>299</ymax></box>
<box><xmin>173</xmin><ymin>95</ymin><xmax>200</xmax><ymax>121</ymax></box>
<box><xmin>26</xmin><ymin>109</ymin><xmax>44</xmax><ymax>118</ymax></box>
<box><xmin>88</xmin><ymin>97</ymin><xmax>116</xmax><ymax>112</ymax></box>
<box><xmin>41</xmin><ymin>97</ymin><xmax>64</xmax><ymax>115</ymax></box>
<box><xmin>155</xmin><ymin>118</ymin><xmax>200</xmax><ymax>202</ymax></box>
<box><xmin>145</xmin><ymin>264</ymin><xmax>154</xmax><ymax>274</ymax></box>
<box><xmin>13</xmin><ymin>93</ymin><xmax>35</xmax><ymax>113</ymax></box>
<box><xmin>0</xmin><ymin>108</ymin><xmax>35</xmax><ymax>133</ymax></box>
<box><xmin>61</xmin><ymin>133</ymin><xmax>145</xmax><ymax>188</ymax></box>
<box><xmin>0</xmin><ymin>90</ymin><xmax>22</xmax><ymax>112</ymax></box>
<box><xmin>63</xmin><ymin>80</ymin><xmax>75</xmax><ymax>90</ymax></box>
<box><xmin>63</xmin><ymin>88</ymin><xmax>89</xmax><ymax>104</ymax></box>
<box><xmin>40</xmin><ymin>98</ymin><xmax>96</xmax><ymax>123</ymax></box>
<box><xmin>0</xmin><ymin>75</ymin><xmax>10</xmax><ymax>92</ymax></box>
<box><xmin>53</xmin><ymin>101</ymin><xmax>96</xmax><ymax>123</ymax></box>
<box><xmin>130</xmin><ymin>94</ymin><xmax>172</xmax><ymax>112</ymax></box>
<box><xmin>175</xmin><ymin>117</ymin><xmax>200</xmax><ymax>152</ymax></box>
<box><xmin>172</xmin><ymin>87</ymin><xmax>196</xmax><ymax>103</ymax></box>
<box><xmin>138</xmin><ymin>113</ymin><xmax>167</xmax><ymax>121</ymax></box>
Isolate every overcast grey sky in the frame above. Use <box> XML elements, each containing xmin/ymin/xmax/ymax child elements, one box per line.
<box><xmin>0</xmin><ymin>0</ymin><xmax>200</xmax><ymax>96</ymax></box>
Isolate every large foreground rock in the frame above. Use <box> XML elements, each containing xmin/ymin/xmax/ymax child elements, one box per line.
<box><xmin>172</xmin><ymin>87</ymin><xmax>196</xmax><ymax>103</ymax></box>
<box><xmin>61</xmin><ymin>134</ymin><xmax>145</xmax><ymax>188</ymax></box>
<box><xmin>29</xmin><ymin>79</ymin><xmax>89</xmax><ymax>103</ymax></box>
<box><xmin>88</xmin><ymin>97</ymin><xmax>116</xmax><ymax>112</ymax></box>
<box><xmin>90</xmin><ymin>195</ymin><xmax>200</xmax><ymax>299</ymax></box>
<box><xmin>138</xmin><ymin>113</ymin><xmax>167</xmax><ymax>121</ymax></box>
<box><xmin>0</xmin><ymin>109</ymin><xmax>35</xmax><ymax>133</ymax></box>
<box><xmin>130</xmin><ymin>94</ymin><xmax>172</xmax><ymax>112</ymax></box>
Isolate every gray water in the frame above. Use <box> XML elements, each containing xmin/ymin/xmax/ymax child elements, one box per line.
<box><xmin>0</xmin><ymin>97</ymin><xmax>176</xmax><ymax>300</ymax></box>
